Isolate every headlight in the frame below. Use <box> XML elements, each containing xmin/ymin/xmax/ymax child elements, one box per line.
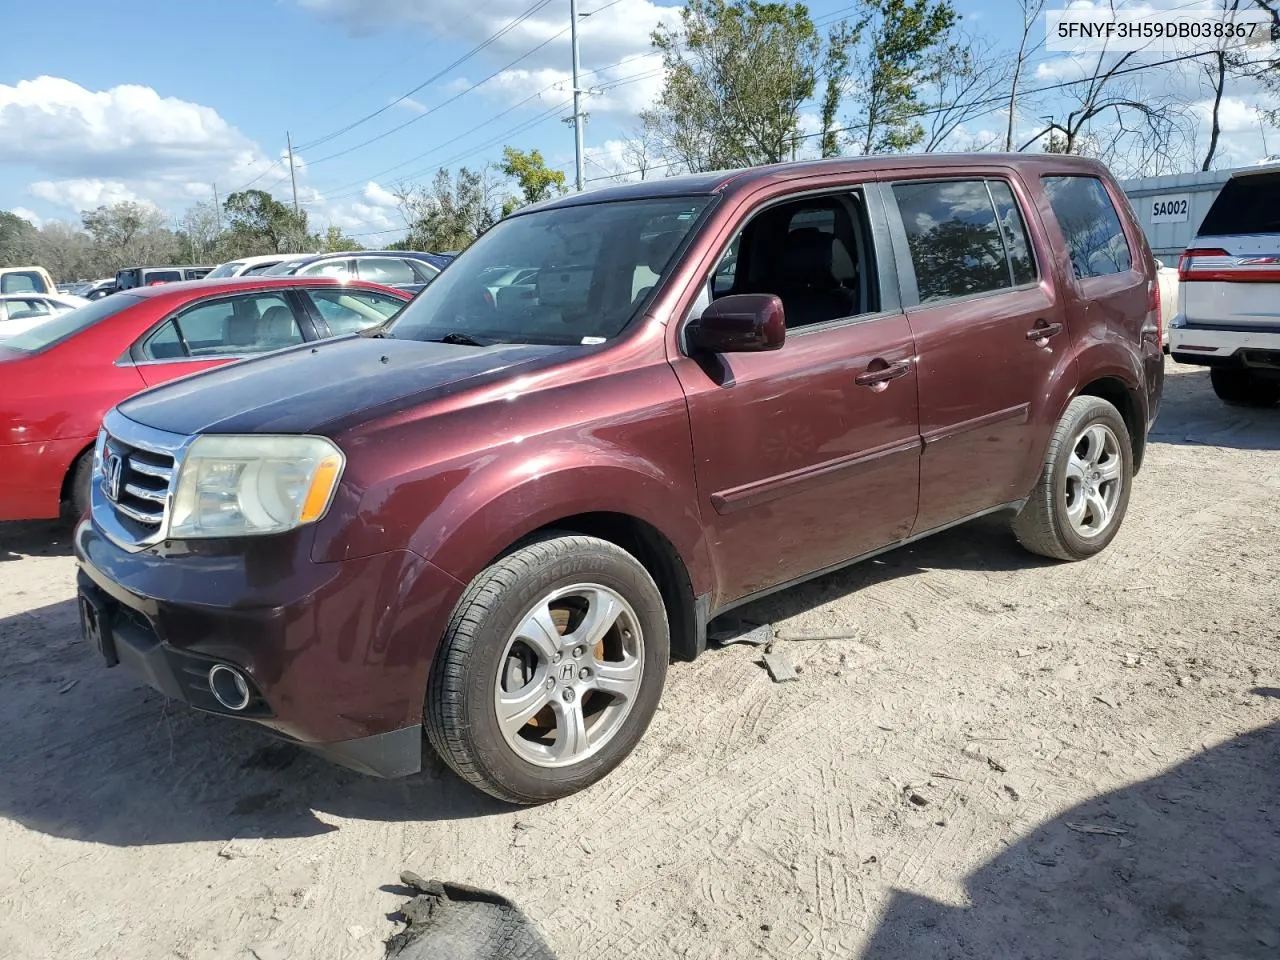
<box><xmin>169</xmin><ymin>435</ymin><xmax>344</xmax><ymax>538</ymax></box>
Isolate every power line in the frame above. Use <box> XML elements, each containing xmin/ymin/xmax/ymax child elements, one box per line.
<box><xmin>586</xmin><ymin>49</ymin><xmax>1224</xmax><ymax>182</ymax></box>
<box><xmin>293</xmin><ymin>0</ymin><xmax>558</xmax><ymax>153</ymax></box>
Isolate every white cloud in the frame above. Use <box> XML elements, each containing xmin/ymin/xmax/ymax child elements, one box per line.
<box><xmin>9</xmin><ymin>206</ymin><xmax>43</xmax><ymax>227</ymax></box>
<box><xmin>397</xmin><ymin>96</ymin><xmax>428</xmax><ymax>115</ymax></box>
<box><xmin>362</xmin><ymin>181</ymin><xmax>400</xmax><ymax>206</ymax></box>
<box><xmin>297</xmin><ymin>181</ymin><xmax>403</xmax><ymax>238</ymax></box>
<box><xmin>0</xmin><ymin>76</ymin><xmax>257</xmax><ymax>180</ymax></box>
<box><xmin>28</xmin><ymin>178</ymin><xmax>145</xmax><ymax>210</ymax></box>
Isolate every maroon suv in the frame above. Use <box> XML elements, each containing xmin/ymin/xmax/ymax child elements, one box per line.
<box><xmin>75</xmin><ymin>154</ymin><xmax>1163</xmax><ymax>803</ymax></box>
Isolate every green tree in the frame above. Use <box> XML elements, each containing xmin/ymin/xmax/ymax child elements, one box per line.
<box><xmin>842</xmin><ymin>0</ymin><xmax>958</xmax><ymax>155</ymax></box>
<box><xmin>499</xmin><ymin>147</ymin><xmax>567</xmax><ymax>216</ymax></box>
<box><xmin>175</xmin><ymin>202</ymin><xmax>223</xmax><ymax>265</ymax></box>
<box><xmin>81</xmin><ymin>202</ymin><xmax>177</xmax><ymax>270</ymax></box>
<box><xmin>319</xmin><ymin>225</ymin><xmax>363</xmax><ymax>253</ymax></box>
<box><xmin>223</xmin><ymin>189</ymin><xmax>310</xmax><ymax>255</ymax></box>
<box><xmin>394</xmin><ymin>168</ymin><xmax>499</xmax><ymax>252</ymax></box>
<box><xmin>643</xmin><ymin>0</ymin><xmax>823</xmax><ymax>172</ymax></box>
<box><xmin>0</xmin><ymin>211</ymin><xmax>37</xmax><ymax>266</ymax></box>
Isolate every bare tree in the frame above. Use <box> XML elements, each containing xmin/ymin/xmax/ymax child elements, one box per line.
<box><xmin>1006</xmin><ymin>0</ymin><xmax>1047</xmax><ymax>151</ymax></box>
<box><xmin>921</xmin><ymin>31</ymin><xmax>1013</xmax><ymax>151</ymax></box>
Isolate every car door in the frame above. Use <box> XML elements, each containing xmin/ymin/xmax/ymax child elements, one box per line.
<box><xmin>885</xmin><ymin>174</ymin><xmax>1074</xmax><ymax>534</ymax></box>
<box><xmin>301</xmin><ymin>286</ymin><xmax>408</xmax><ymax>336</ymax></box>
<box><xmin>130</xmin><ymin>290</ymin><xmax>315</xmax><ymax>387</ymax></box>
<box><xmin>670</xmin><ymin>184</ymin><xmax>921</xmax><ymax>605</ymax></box>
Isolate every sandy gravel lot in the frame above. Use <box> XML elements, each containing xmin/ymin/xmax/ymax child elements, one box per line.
<box><xmin>1</xmin><ymin>357</ymin><xmax>1278</xmax><ymax>960</ymax></box>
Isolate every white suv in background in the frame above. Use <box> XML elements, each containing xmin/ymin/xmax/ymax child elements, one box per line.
<box><xmin>1169</xmin><ymin>165</ymin><xmax>1280</xmax><ymax>406</ymax></box>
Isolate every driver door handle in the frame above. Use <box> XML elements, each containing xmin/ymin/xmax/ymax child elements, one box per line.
<box><xmin>1026</xmin><ymin>321</ymin><xmax>1063</xmax><ymax>342</ymax></box>
<box><xmin>854</xmin><ymin>360</ymin><xmax>911</xmax><ymax>387</ymax></box>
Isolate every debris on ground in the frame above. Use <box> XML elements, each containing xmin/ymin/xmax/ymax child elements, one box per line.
<box><xmin>761</xmin><ymin>651</ymin><xmax>799</xmax><ymax>683</ymax></box>
<box><xmin>773</xmin><ymin>627</ymin><xmax>860</xmax><ymax>642</ymax></box>
<box><xmin>57</xmin><ymin>680</ymin><xmax>78</xmax><ymax>694</ymax></box>
<box><xmin>218</xmin><ymin>838</ymin><xmax>260</xmax><ymax>860</ymax></box>
<box><xmin>248</xmin><ymin>942</ymin><xmax>289</xmax><ymax>960</ymax></box>
<box><xmin>386</xmin><ymin>871</ymin><xmax>558</xmax><ymax>960</ymax></box>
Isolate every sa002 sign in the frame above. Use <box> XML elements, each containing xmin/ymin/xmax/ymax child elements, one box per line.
<box><xmin>1149</xmin><ymin>194</ymin><xmax>1190</xmax><ymax>223</ymax></box>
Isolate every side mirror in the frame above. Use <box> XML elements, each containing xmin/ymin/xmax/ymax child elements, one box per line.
<box><xmin>688</xmin><ymin>294</ymin><xmax>785</xmax><ymax>354</ymax></box>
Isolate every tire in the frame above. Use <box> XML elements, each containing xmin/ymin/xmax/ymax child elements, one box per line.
<box><xmin>66</xmin><ymin>450</ymin><xmax>94</xmax><ymax>520</ymax></box>
<box><xmin>1210</xmin><ymin>367</ymin><xmax>1280</xmax><ymax>408</ymax></box>
<box><xmin>1013</xmin><ymin>396</ymin><xmax>1134</xmax><ymax>562</ymax></box>
<box><xmin>425</xmin><ymin>533</ymin><xmax>669</xmax><ymax>804</ymax></box>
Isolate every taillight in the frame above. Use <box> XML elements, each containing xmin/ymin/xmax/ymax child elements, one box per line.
<box><xmin>1178</xmin><ymin>247</ymin><xmax>1280</xmax><ymax>283</ymax></box>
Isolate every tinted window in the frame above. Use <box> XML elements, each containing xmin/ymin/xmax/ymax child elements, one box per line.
<box><xmin>987</xmin><ymin>181</ymin><xmax>1037</xmax><ymax>286</ymax></box>
<box><xmin>140</xmin><ymin>293</ymin><xmax>303</xmax><ymax>360</ymax></box>
<box><xmin>388</xmin><ymin>198</ymin><xmax>710</xmax><ymax>345</ymax></box>
<box><xmin>307</xmin><ymin>288</ymin><xmax>404</xmax><ymax>335</ymax></box>
<box><xmin>893</xmin><ymin>180</ymin><xmax>1011</xmax><ymax>302</ymax></box>
<box><xmin>205</xmin><ymin>262</ymin><xmax>244</xmax><ymax>279</ymax></box>
<box><xmin>1</xmin><ymin>271</ymin><xmax>43</xmax><ymax>294</ymax></box>
<box><xmin>0</xmin><ymin>294</ymin><xmax>140</xmax><ymax>353</ymax></box>
<box><xmin>3</xmin><ymin>298</ymin><xmax>51</xmax><ymax>320</ymax></box>
<box><xmin>1197</xmin><ymin>172</ymin><xmax>1280</xmax><ymax>236</ymax></box>
<box><xmin>1042</xmin><ymin>175</ymin><xmax>1132</xmax><ymax>279</ymax></box>
<box><xmin>356</xmin><ymin>257</ymin><xmax>416</xmax><ymax>285</ymax></box>
<box><xmin>145</xmin><ymin>270</ymin><xmax>183</xmax><ymax>284</ymax></box>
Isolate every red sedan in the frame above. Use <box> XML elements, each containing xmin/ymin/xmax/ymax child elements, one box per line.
<box><xmin>0</xmin><ymin>276</ymin><xmax>410</xmax><ymax>521</ymax></box>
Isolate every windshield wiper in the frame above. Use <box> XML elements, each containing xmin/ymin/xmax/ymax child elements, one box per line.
<box><xmin>431</xmin><ymin>332</ymin><xmax>493</xmax><ymax>347</ymax></box>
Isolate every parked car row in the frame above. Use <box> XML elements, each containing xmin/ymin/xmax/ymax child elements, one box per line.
<box><xmin>59</xmin><ymin>153</ymin><xmax>1165</xmax><ymax>806</ymax></box>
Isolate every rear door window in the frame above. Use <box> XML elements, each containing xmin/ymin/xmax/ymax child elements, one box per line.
<box><xmin>355</xmin><ymin>257</ymin><xmax>417</xmax><ymax>286</ymax></box>
<box><xmin>1196</xmin><ymin>172</ymin><xmax>1280</xmax><ymax>237</ymax></box>
<box><xmin>1042</xmin><ymin>175</ymin><xmax>1133</xmax><ymax>279</ymax></box>
<box><xmin>892</xmin><ymin>179</ymin><xmax>1033</xmax><ymax>302</ymax></box>
<box><xmin>306</xmin><ymin>288</ymin><xmax>405</xmax><ymax>334</ymax></box>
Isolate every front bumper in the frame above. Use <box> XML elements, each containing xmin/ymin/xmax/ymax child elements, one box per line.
<box><xmin>1169</xmin><ymin>321</ymin><xmax>1280</xmax><ymax>366</ymax></box>
<box><xmin>74</xmin><ymin>519</ymin><xmax>464</xmax><ymax>777</ymax></box>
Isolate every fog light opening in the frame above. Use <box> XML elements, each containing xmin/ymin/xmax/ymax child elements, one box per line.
<box><xmin>208</xmin><ymin>664</ymin><xmax>251</xmax><ymax>712</ymax></box>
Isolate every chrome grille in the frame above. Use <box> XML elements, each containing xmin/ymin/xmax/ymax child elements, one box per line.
<box><xmin>92</xmin><ymin>409</ymin><xmax>191</xmax><ymax>551</ymax></box>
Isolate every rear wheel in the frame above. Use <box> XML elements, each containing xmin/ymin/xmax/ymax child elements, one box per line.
<box><xmin>1210</xmin><ymin>367</ymin><xmax>1280</xmax><ymax>408</ymax></box>
<box><xmin>1013</xmin><ymin>396</ymin><xmax>1133</xmax><ymax>561</ymax></box>
<box><xmin>67</xmin><ymin>450</ymin><xmax>94</xmax><ymax>520</ymax></box>
<box><xmin>425</xmin><ymin>534</ymin><xmax>669</xmax><ymax>804</ymax></box>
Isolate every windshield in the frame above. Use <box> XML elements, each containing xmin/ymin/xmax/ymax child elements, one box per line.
<box><xmin>0</xmin><ymin>294</ymin><xmax>140</xmax><ymax>353</ymax></box>
<box><xmin>386</xmin><ymin>197</ymin><xmax>711</xmax><ymax>345</ymax></box>
<box><xmin>262</xmin><ymin>260</ymin><xmax>303</xmax><ymax>276</ymax></box>
<box><xmin>205</xmin><ymin>262</ymin><xmax>244</xmax><ymax>279</ymax></box>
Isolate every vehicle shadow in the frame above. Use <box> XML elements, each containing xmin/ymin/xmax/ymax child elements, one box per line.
<box><xmin>1150</xmin><ymin>367</ymin><xmax>1280</xmax><ymax>452</ymax></box>
<box><xmin>0</xmin><ymin>599</ymin><xmax>512</xmax><ymax>849</ymax></box>
<box><xmin>860</xmin><ymin>720</ymin><xmax>1280</xmax><ymax>958</ymax></box>
<box><xmin>0</xmin><ymin>519</ymin><xmax>75</xmax><ymax>562</ymax></box>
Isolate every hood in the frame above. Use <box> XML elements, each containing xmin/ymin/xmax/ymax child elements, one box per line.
<box><xmin>117</xmin><ymin>334</ymin><xmax>575</xmax><ymax>436</ymax></box>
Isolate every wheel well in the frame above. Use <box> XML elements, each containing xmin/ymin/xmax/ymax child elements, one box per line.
<box><xmin>1077</xmin><ymin>377</ymin><xmax>1145</xmax><ymax>472</ymax></box>
<box><xmin>515</xmin><ymin>512</ymin><xmax>701</xmax><ymax>662</ymax></box>
<box><xmin>58</xmin><ymin>443</ymin><xmax>94</xmax><ymax>505</ymax></box>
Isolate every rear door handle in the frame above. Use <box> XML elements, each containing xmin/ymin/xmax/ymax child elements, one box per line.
<box><xmin>1026</xmin><ymin>321</ymin><xmax>1063</xmax><ymax>342</ymax></box>
<box><xmin>854</xmin><ymin>360</ymin><xmax>911</xmax><ymax>387</ymax></box>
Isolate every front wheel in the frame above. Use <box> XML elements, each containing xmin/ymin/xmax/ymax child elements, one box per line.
<box><xmin>1013</xmin><ymin>396</ymin><xmax>1133</xmax><ymax>561</ymax></box>
<box><xmin>425</xmin><ymin>534</ymin><xmax>669</xmax><ymax>804</ymax></box>
<box><xmin>1210</xmin><ymin>367</ymin><xmax>1280</xmax><ymax>408</ymax></box>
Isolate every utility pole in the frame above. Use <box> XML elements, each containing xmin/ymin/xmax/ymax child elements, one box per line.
<box><xmin>569</xmin><ymin>0</ymin><xmax>585</xmax><ymax>192</ymax></box>
<box><xmin>212</xmin><ymin>182</ymin><xmax>222</xmax><ymax>231</ymax></box>
<box><xmin>286</xmin><ymin>131</ymin><xmax>300</xmax><ymax>217</ymax></box>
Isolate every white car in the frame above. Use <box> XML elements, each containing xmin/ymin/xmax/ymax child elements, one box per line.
<box><xmin>0</xmin><ymin>292</ymin><xmax>89</xmax><ymax>338</ymax></box>
<box><xmin>1154</xmin><ymin>257</ymin><xmax>1179</xmax><ymax>351</ymax></box>
<box><xmin>204</xmin><ymin>253</ymin><xmax>312</xmax><ymax>279</ymax></box>
<box><xmin>1169</xmin><ymin>165</ymin><xmax>1280</xmax><ymax>406</ymax></box>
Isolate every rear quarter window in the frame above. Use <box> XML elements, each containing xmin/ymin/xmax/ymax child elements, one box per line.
<box><xmin>1042</xmin><ymin>175</ymin><xmax>1133</xmax><ymax>279</ymax></box>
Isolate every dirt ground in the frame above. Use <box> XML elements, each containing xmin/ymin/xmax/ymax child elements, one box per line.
<box><xmin>1</xmin><ymin>357</ymin><xmax>1278</xmax><ymax>960</ymax></box>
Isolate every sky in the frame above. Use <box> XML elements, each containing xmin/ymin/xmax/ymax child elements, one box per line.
<box><xmin>0</xmin><ymin>0</ymin><xmax>1274</xmax><ymax>243</ymax></box>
